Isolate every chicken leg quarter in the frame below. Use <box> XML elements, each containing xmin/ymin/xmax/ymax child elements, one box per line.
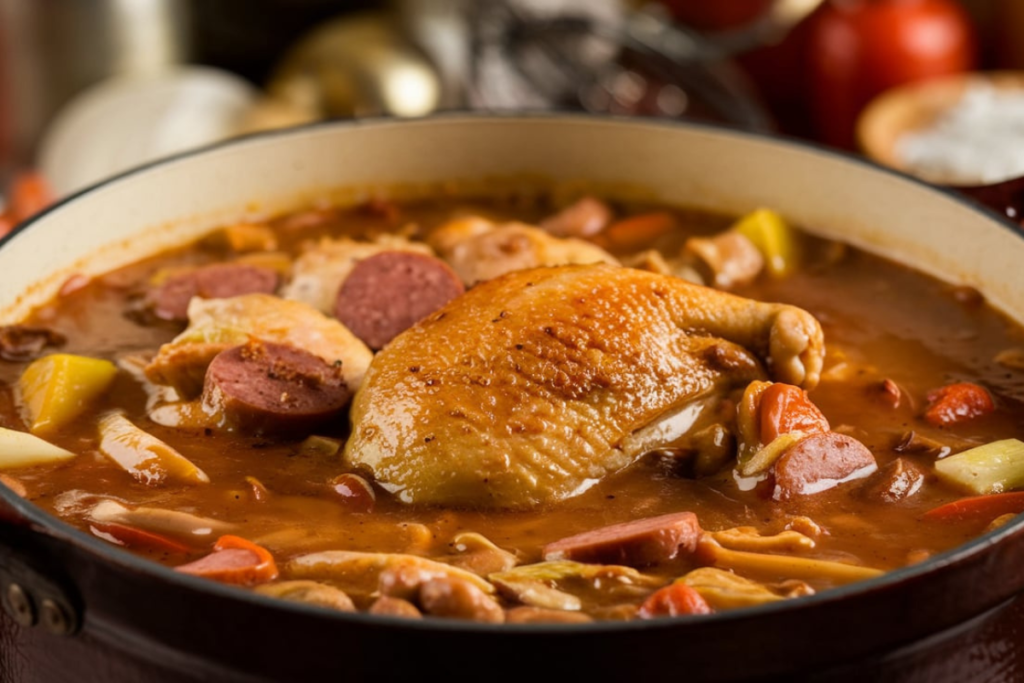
<box><xmin>344</xmin><ymin>264</ymin><xmax>824</xmax><ymax>509</ymax></box>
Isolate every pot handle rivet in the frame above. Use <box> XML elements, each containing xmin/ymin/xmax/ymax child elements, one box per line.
<box><xmin>4</xmin><ymin>583</ymin><xmax>37</xmax><ymax>628</ymax></box>
<box><xmin>39</xmin><ymin>598</ymin><xmax>75</xmax><ymax>636</ymax></box>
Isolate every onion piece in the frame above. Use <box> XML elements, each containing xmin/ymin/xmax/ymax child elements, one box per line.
<box><xmin>0</xmin><ymin>426</ymin><xmax>75</xmax><ymax>470</ymax></box>
<box><xmin>97</xmin><ymin>412</ymin><xmax>209</xmax><ymax>486</ymax></box>
<box><xmin>89</xmin><ymin>500</ymin><xmax>233</xmax><ymax>542</ymax></box>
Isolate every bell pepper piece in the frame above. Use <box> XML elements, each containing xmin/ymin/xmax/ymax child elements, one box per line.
<box><xmin>732</xmin><ymin>208</ymin><xmax>799</xmax><ymax>277</ymax></box>
<box><xmin>18</xmin><ymin>353</ymin><xmax>117</xmax><ymax>435</ymax></box>
<box><xmin>923</xmin><ymin>491</ymin><xmax>1024</xmax><ymax>523</ymax></box>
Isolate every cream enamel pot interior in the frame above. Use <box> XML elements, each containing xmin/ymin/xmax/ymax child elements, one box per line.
<box><xmin>1</xmin><ymin>115</ymin><xmax>1024</xmax><ymax>683</ymax></box>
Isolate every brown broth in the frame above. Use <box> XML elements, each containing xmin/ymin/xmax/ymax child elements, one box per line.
<box><xmin>2</xmin><ymin>196</ymin><xmax>1023</xmax><ymax>616</ymax></box>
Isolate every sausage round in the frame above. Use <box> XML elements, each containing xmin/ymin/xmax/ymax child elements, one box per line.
<box><xmin>333</xmin><ymin>251</ymin><xmax>464</xmax><ymax>350</ymax></box>
<box><xmin>859</xmin><ymin>457</ymin><xmax>925</xmax><ymax>504</ymax></box>
<box><xmin>539</xmin><ymin>196</ymin><xmax>613</xmax><ymax>238</ymax></box>
<box><xmin>772</xmin><ymin>432</ymin><xmax>877</xmax><ymax>501</ymax></box>
<box><xmin>202</xmin><ymin>340</ymin><xmax>350</xmax><ymax>436</ymax></box>
<box><xmin>149</xmin><ymin>263</ymin><xmax>279</xmax><ymax>321</ymax></box>
<box><xmin>542</xmin><ymin>512</ymin><xmax>702</xmax><ymax>567</ymax></box>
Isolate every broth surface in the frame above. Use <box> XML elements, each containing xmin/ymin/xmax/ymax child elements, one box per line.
<box><xmin>3</xmin><ymin>194</ymin><xmax>1023</xmax><ymax>620</ymax></box>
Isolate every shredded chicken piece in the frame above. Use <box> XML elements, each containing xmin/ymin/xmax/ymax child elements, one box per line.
<box><xmin>683</xmin><ymin>231</ymin><xmax>765</xmax><ymax>289</ymax></box>
<box><xmin>428</xmin><ymin>216</ymin><xmax>618</xmax><ymax>286</ymax></box>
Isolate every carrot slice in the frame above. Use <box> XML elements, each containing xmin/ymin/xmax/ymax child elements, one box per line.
<box><xmin>923</xmin><ymin>382</ymin><xmax>994</xmax><ymax>426</ymax></box>
<box><xmin>759</xmin><ymin>383</ymin><xmax>830</xmax><ymax>445</ymax></box>
<box><xmin>923</xmin><ymin>492</ymin><xmax>1024</xmax><ymax>523</ymax></box>
<box><xmin>175</xmin><ymin>535</ymin><xmax>279</xmax><ymax>585</ymax></box>
<box><xmin>597</xmin><ymin>212</ymin><xmax>676</xmax><ymax>252</ymax></box>
<box><xmin>0</xmin><ymin>211</ymin><xmax>14</xmax><ymax>238</ymax></box>
<box><xmin>8</xmin><ymin>171</ymin><xmax>52</xmax><ymax>221</ymax></box>
<box><xmin>90</xmin><ymin>522</ymin><xmax>194</xmax><ymax>554</ymax></box>
<box><xmin>638</xmin><ymin>583</ymin><xmax>712</xmax><ymax>619</ymax></box>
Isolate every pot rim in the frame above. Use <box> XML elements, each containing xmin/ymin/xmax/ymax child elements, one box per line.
<box><xmin>3</xmin><ymin>111</ymin><xmax>1023</xmax><ymax>634</ymax></box>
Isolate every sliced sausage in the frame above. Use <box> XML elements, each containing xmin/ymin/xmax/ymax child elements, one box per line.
<box><xmin>149</xmin><ymin>263</ymin><xmax>279</xmax><ymax>321</ymax></box>
<box><xmin>175</xmin><ymin>535</ymin><xmax>277</xmax><ymax>585</ymax></box>
<box><xmin>772</xmin><ymin>432</ymin><xmax>877</xmax><ymax>501</ymax></box>
<box><xmin>202</xmin><ymin>339</ymin><xmax>351</xmax><ymax>436</ymax></box>
<box><xmin>176</xmin><ymin>548</ymin><xmax>259</xmax><ymax>576</ymax></box>
<box><xmin>539</xmin><ymin>196</ymin><xmax>613</xmax><ymax>238</ymax></box>
<box><xmin>333</xmin><ymin>251</ymin><xmax>464</xmax><ymax>350</ymax></box>
<box><xmin>0</xmin><ymin>324</ymin><xmax>65</xmax><ymax>362</ymax></box>
<box><xmin>542</xmin><ymin>512</ymin><xmax>701</xmax><ymax>567</ymax></box>
<box><xmin>859</xmin><ymin>457</ymin><xmax>925</xmax><ymax>504</ymax></box>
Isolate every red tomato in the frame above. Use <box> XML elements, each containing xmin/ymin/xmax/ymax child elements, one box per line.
<box><xmin>638</xmin><ymin>583</ymin><xmax>713</xmax><ymax>619</ymax></box>
<box><xmin>8</xmin><ymin>171</ymin><xmax>52</xmax><ymax>222</ymax></box>
<box><xmin>923</xmin><ymin>381</ymin><xmax>994</xmax><ymax>426</ymax></box>
<box><xmin>0</xmin><ymin>211</ymin><xmax>13</xmax><ymax>238</ymax></box>
<box><xmin>759</xmin><ymin>383</ymin><xmax>830</xmax><ymax>445</ymax></box>
<box><xmin>806</xmin><ymin>0</ymin><xmax>976</xmax><ymax>149</ymax></box>
<box><xmin>90</xmin><ymin>522</ymin><xmax>193</xmax><ymax>554</ymax></box>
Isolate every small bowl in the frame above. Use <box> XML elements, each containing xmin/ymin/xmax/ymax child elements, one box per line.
<box><xmin>857</xmin><ymin>70</ymin><xmax>1024</xmax><ymax>185</ymax></box>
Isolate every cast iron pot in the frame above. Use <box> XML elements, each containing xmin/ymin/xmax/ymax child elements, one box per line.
<box><xmin>1</xmin><ymin>116</ymin><xmax>1023</xmax><ymax>683</ymax></box>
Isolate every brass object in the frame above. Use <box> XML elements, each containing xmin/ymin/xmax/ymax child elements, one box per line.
<box><xmin>264</xmin><ymin>12</ymin><xmax>442</xmax><ymax>121</ymax></box>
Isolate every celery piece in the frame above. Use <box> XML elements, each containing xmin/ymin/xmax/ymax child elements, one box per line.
<box><xmin>934</xmin><ymin>439</ymin><xmax>1024</xmax><ymax>495</ymax></box>
<box><xmin>677</xmin><ymin>567</ymin><xmax>785</xmax><ymax>610</ymax></box>
<box><xmin>0</xmin><ymin>426</ymin><xmax>76</xmax><ymax>469</ymax></box>
<box><xmin>738</xmin><ymin>432</ymin><xmax>807</xmax><ymax>478</ymax></box>
<box><xmin>89</xmin><ymin>499</ymin><xmax>232</xmax><ymax>541</ymax></box>
<box><xmin>732</xmin><ymin>208</ymin><xmax>799</xmax><ymax>277</ymax></box>
<box><xmin>19</xmin><ymin>354</ymin><xmax>118</xmax><ymax>435</ymax></box>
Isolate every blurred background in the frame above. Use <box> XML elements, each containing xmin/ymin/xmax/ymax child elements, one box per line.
<box><xmin>0</xmin><ymin>0</ymin><xmax>1020</xmax><ymax>224</ymax></box>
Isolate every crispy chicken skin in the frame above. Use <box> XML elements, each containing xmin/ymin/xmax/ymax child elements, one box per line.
<box><xmin>344</xmin><ymin>264</ymin><xmax>824</xmax><ymax>509</ymax></box>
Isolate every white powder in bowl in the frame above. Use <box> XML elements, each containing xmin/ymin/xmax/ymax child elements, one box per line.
<box><xmin>896</xmin><ymin>83</ymin><xmax>1024</xmax><ymax>185</ymax></box>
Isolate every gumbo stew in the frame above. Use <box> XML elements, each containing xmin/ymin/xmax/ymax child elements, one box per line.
<box><xmin>2</xmin><ymin>191</ymin><xmax>1024</xmax><ymax>623</ymax></box>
